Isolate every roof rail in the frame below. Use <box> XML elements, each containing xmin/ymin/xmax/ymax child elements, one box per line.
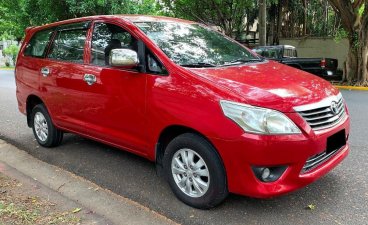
<box><xmin>25</xmin><ymin>26</ymin><xmax>36</xmax><ymax>34</ymax></box>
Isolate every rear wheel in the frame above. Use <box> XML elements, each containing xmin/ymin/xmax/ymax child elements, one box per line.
<box><xmin>31</xmin><ymin>104</ymin><xmax>63</xmax><ymax>147</ymax></box>
<box><xmin>163</xmin><ymin>133</ymin><xmax>228</xmax><ymax>209</ymax></box>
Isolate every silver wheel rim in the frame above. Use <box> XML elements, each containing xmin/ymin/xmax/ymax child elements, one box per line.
<box><xmin>171</xmin><ymin>148</ymin><xmax>210</xmax><ymax>198</ymax></box>
<box><xmin>34</xmin><ymin>112</ymin><xmax>48</xmax><ymax>142</ymax></box>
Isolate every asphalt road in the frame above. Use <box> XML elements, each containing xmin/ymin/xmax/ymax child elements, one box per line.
<box><xmin>1</xmin><ymin>69</ymin><xmax>367</xmax><ymax>225</ymax></box>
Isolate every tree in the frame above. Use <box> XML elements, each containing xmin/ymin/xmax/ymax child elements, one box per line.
<box><xmin>0</xmin><ymin>0</ymin><xmax>162</xmax><ymax>40</ymax></box>
<box><xmin>268</xmin><ymin>0</ymin><xmax>343</xmax><ymax>39</ymax></box>
<box><xmin>0</xmin><ymin>1</ymin><xmax>23</xmax><ymax>40</ymax></box>
<box><xmin>161</xmin><ymin>0</ymin><xmax>254</xmax><ymax>38</ymax></box>
<box><xmin>327</xmin><ymin>0</ymin><xmax>368</xmax><ymax>85</ymax></box>
<box><xmin>259</xmin><ymin>0</ymin><xmax>267</xmax><ymax>45</ymax></box>
<box><xmin>3</xmin><ymin>44</ymin><xmax>20</xmax><ymax>64</ymax></box>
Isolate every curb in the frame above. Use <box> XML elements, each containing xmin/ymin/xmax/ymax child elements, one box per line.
<box><xmin>333</xmin><ymin>85</ymin><xmax>368</xmax><ymax>91</ymax></box>
<box><xmin>0</xmin><ymin>139</ymin><xmax>178</xmax><ymax>225</ymax></box>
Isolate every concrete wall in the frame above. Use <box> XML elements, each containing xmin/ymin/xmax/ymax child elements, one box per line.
<box><xmin>279</xmin><ymin>37</ymin><xmax>349</xmax><ymax>69</ymax></box>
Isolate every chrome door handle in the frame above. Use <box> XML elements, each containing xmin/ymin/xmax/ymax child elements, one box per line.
<box><xmin>40</xmin><ymin>67</ymin><xmax>50</xmax><ymax>77</ymax></box>
<box><xmin>84</xmin><ymin>74</ymin><xmax>96</xmax><ymax>85</ymax></box>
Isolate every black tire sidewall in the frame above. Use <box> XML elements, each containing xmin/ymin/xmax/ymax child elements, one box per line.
<box><xmin>31</xmin><ymin>104</ymin><xmax>56</xmax><ymax>147</ymax></box>
<box><xmin>163</xmin><ymin>133</ymin><xmax>228</xmax><ymax>209</ymax></box>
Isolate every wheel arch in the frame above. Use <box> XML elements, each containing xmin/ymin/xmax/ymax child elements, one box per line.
<box><xmin>26</xmin><ymin>94</ymin><xmax>45</xmax><ymax>127</ymax></box>
<box><xmin>155</xmin><ymin>125</ymin><xmax>226</xmax><ymax>176</ymax></box>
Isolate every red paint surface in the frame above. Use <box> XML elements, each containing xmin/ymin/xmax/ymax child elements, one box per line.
<box><xmin>15</xmin><ymin>15</ymin><xmax>350</xmax><ymax>197</ymax></box>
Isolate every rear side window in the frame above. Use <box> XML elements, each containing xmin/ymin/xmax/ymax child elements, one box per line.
<box><xmin>48</xmin><ymin>29</ymin><xmax>87</xmax><ymax>63</ymax></box>
<box><xmin>24</xmin><ymin>30</ymin><xmax>53</xmax><ymax>57</ymax></box>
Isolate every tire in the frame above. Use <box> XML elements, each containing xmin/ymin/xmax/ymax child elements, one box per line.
<box><xmin>163</xmin><ymin>133</ymin><xmax>228</xmax><ymax>209</ymax></box>
<box><xmin>31</xmin><ymin>104</ymin><xmax>63</xmax><ymax>147</ymax></box>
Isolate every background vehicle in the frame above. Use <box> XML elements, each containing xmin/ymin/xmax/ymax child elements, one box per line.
<box><xmin>252</xmin><ymin>45</ymin><xmax>342</xmax><ymax>81</ymax></box>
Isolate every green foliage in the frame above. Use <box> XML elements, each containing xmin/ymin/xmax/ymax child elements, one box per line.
<box><xmin>0</xmin><ymin>31</ymin><xmax>15</xmax><ymax>41</ymax></box>
<box><xmin>161</xmin><ymin>0</ymin><xmax>254</xmax><ymax>37</ymax></box>
<box><xmin>359</xmin><ymin>3</ymin><xmax>365</xmax><ymax>16</ymax></box>
<box><xmin>0</xmin><ymin>0</ymin><xmax>163</xmax><ymax>40</ymax></box>
<box><xmin>3</xmin><ymin>44</ymin><xmax>20</xmax><ymax>62</ymax></box>
<box><xmin>334</xmin><ymin>28</ymin><xmax>348</xmax><ymax>43</ymax></box>
<box><xmin>0</xmin><ymin>2</ymin><xmax>23</xmax><ymax>39</ymax></box>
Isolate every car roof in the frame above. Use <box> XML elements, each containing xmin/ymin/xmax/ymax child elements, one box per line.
<box><xmin>27</xmin><ymin>15</ymin><xmax>196</xmax><ymax>33</ymax></box>
<box><xmin>120</xmin><ymin>15</ymin><xmax>196</xmax><ymax>24</ymax></box>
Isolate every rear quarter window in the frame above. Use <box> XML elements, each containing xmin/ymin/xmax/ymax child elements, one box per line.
<box><xmin>48</xmin><ymin>29</ymin><xmax>87</xmax><ymax>63</ymax></box>
<box><xmin>24</xmin><ymin>30</ymin><xmax>53</xmax><ymax>58</ymax></box>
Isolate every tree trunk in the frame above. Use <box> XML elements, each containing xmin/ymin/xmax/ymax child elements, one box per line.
<box><xmin>328</xmin><ymin>0</ymin><xmax>368</xmax><ymax>85</ymax></box>
<box><xmin>302</xmin><ymin>0</ymin><xmax>307</xmax><ymax>36</ymax></box>
<box><xmin>345</xmin><ymin>28</ymin><xmax>368</xmax><ymax>85</ymax></box>
<box><xmin>272</xmin><ymin>0</ymin><xmax>282</xmax><ymax>45</ymax></box>
<box><xmin>357</xmin><ymin>19</ymin><xmax>368</xmax><ymax>85</ymax></box>
<box><xmin>259</xmin><ymin>0</ymin><xmax>267</xmax><ymax>45</ymax></box>
<box><xmin>344</xmin><ymin>38</ymin><xmax>359</xmax><ymax>83</ymax></box>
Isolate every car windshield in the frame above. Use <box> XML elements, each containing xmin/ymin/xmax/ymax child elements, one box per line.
<box><xmin>135</xmin><ymin>22</ymin><xmax>261</xmax><ymax>67</ymax></box>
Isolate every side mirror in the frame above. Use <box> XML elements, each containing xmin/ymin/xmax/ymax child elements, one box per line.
<box><xmin>109</xmin><ymin>49</ymin><xmax>139</xmax><ymax>67</ymax></box>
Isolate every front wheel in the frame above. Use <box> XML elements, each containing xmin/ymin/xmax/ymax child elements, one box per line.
<box><xmin>163</xmin><ymin>133</ymin><xmax>228</xmax><ymax>209</ymax></box>
<box><xmin>31</xmin><ymin>104</ymin><xmax>63</xmax><ymax>147</ymax></box>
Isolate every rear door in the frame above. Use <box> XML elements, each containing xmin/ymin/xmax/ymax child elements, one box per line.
<box><xmin>41</xmin><ymin>21</ymin><xmax>91</xmax><ymax>132</ymax></box>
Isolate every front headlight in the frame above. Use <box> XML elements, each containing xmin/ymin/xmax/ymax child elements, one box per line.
<box><xmin>220</xmin><ymin>100</ymin><xmax>301</xmax><ymax>134</ymax></box>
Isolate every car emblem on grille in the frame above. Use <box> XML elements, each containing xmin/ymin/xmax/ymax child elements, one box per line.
<box><xmin>330</xmin><ymin>101</ymin><xmax>338</xmax><ymax>115</ymax></box>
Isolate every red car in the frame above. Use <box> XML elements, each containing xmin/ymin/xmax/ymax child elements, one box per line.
<box><xmin>15</xmin><ymin>15</ymin><xmax>350</xmax><ymax>209</ymax></box>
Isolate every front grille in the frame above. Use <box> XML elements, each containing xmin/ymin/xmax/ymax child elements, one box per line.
<box><xmin>302</xmin><ymin>148</ymin><xmax>341</xmax><ymax>173</ymax></box>
<box><xmin>294</xmin><ymin>93</ymin><xmax>345</xmax><ymax>130</ymax></box>
<box><xmin>302</xmin><ymin>128</ymin><xmax>346</xmax><ymax>173</ymax></box>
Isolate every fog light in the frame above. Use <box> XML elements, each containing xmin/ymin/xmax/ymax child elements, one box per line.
<box><xmin>261</xmin><ymin>168</ymin><xmax>271</xmax><ymax>180</ymax></box>
<box><xmin>252</xmin><ymin>166</ymin><xmax>287</xmax><ymax>182</ymax></box>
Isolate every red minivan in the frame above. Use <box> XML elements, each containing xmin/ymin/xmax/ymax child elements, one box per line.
<box><xmin>15</xmin><ymin>15</ymin><xmax>350</xmax><ymax>209</ymax></box>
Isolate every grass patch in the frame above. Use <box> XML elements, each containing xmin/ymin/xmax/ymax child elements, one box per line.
<box><xmin>0</xmin><ymin>174</ymin><xmax>81</xmax><ymax>225</ymax></box>
<box><xmin>0</xmin><ymin>201</ymin><xmax>40</xmax><ymax>224</ymax></box>
<box><xmin>0</xmin><ymin>66</ymin><xmax>15</xmax><ymax>69</ymax></box>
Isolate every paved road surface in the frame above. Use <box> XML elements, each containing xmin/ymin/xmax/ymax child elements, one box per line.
<box><xmin>1</xmin><ymin>69</ymin><xmax>367</xmax><ymax>225</ymax></box>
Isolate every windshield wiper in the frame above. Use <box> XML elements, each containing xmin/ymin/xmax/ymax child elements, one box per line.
<box><xmin>223</xmin><ymin>58</ymin><xmax>265</xmax><ymax>66</ymax></box>
<box><xmin>180</xmin><ymin>62</ymin><xmax>217</xmax><ymax>68</ymax></box>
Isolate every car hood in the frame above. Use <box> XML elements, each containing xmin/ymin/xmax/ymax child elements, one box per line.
<box><xmin>186</xmin><ymin>61</ymin><xmax>339</xmax><ymax>112</ymax></box>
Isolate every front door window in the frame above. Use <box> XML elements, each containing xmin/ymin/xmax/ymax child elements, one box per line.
<box><xmin>91</xmin><ymin>22</ymin><xmax>137</xmax><ymax>66</ymax></box>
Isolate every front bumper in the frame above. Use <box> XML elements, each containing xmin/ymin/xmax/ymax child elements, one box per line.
<box><xmin>210</xmin><ymin>112</ymin><xmax>350</xmax><ymax>198</ymax></box>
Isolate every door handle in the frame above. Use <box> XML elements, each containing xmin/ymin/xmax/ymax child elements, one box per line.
<box><xmin>40</xmin><ymin>67</ymin><xmax>50</xmax><ymax>77</ymax></box>
<box><xmin>83</xmin><ymin>74</ymin><xmax>96</xmax><ymax>85</ymax></box>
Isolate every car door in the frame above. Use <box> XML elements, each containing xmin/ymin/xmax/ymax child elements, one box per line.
<box><xmin>18</xmin><ymin>29</ymin><xmax>54</xmax><ymax>103</ymax></box>
<box><xmin>76</xmin><ymin>21</ymin><xmax>150</xmax><ymax>155</ymax></box>
<box><xmin>41</xmin><ymin>21</ymin><xmax>93</xmax><ymax>132</ymax></box>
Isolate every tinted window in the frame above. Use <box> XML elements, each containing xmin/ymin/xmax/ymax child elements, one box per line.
<box><xmin>24</xmin><ymin>30</ymin><xmax>53</xmax><ymax>57</ymax></box>
<box><xmin>48</xmin><ymin>29</ymin><xmax>87</xmax><ymax>63</ymax></box>
<box><xmin>91</xmin><ymin>23</ymin><xmax>137</xmax><ymax>66</ymax></box>
<box><xmin>252</xmin><ymin>48</ymin><xmax>263</xmax><ymax>55</ymax></box>
<box><xmin>135</xmin><ymin>22</ymin><xmax>259</xmax><ymax>67</ymax></box>
<box><xmin>261</xmin><ymin>48</ymin><xmax>280</xmax><ymax>59</ymax></box>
